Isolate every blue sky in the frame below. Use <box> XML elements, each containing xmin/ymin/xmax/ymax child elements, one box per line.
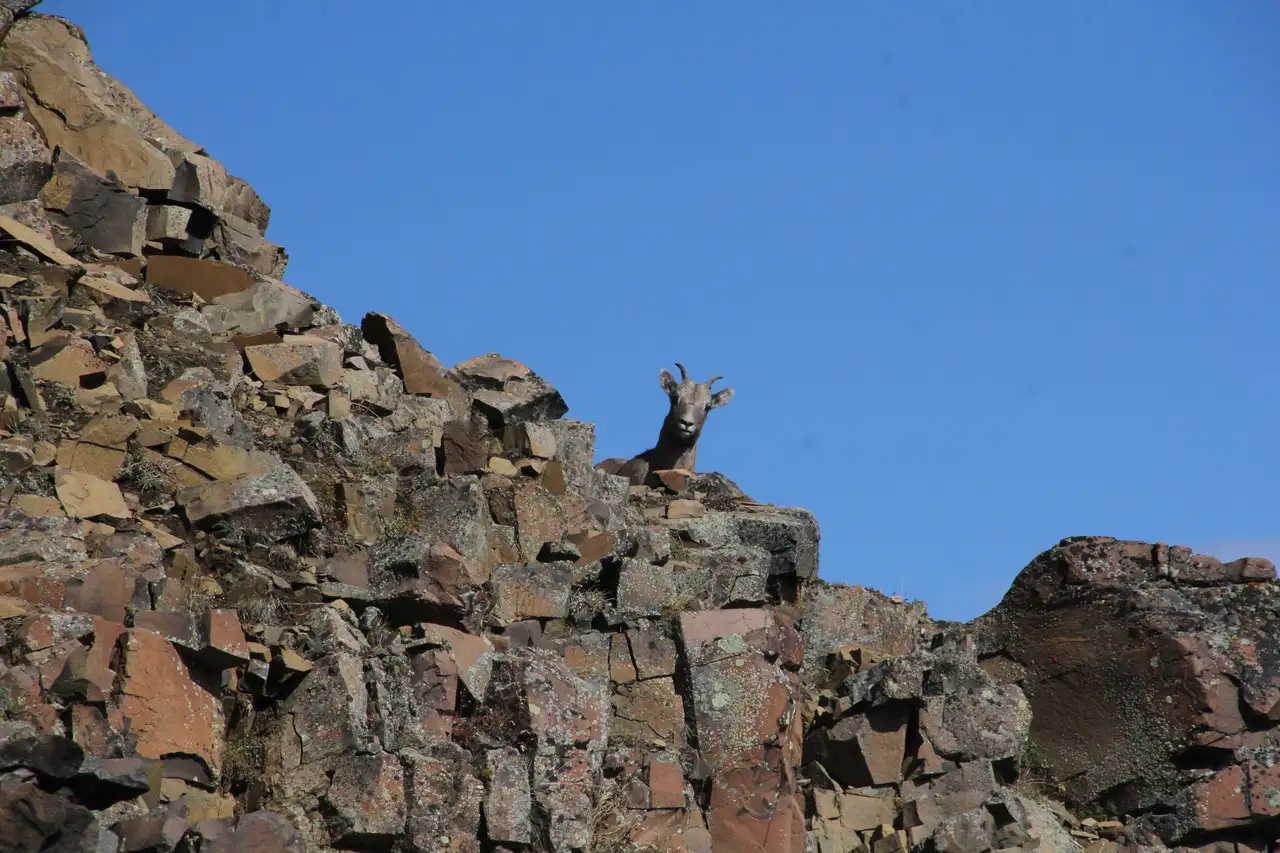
<box><xmin>40</xmin><ymin>2</ymin><xmax>1280</xmax><ymax>620</ymax></box>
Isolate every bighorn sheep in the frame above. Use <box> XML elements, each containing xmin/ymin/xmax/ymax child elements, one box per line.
<box><xmin>596</xmin><ymin>363</ymin><xmax>734</xmax><ymax>486</ymax></box>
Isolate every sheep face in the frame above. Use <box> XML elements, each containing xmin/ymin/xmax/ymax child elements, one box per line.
<box><xmin>658</xmin><ymin>363</ymin><xmax>733</xmax><ymax>446</ymax></box>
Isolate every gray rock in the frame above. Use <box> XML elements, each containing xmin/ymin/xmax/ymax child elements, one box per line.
<box><xmin>0</xmin><ymin>509</ymin><xmax>87</xmax><ymax>565</ymax></box>
<box><xmin>202</xmin><ymin>279</ymin><xmax>317</xmax><ymax>337</ymax></box>
<box><xmin>178</xmin><ymin>453</ymin><xmax>321</xmax><ymax>543</ymax></box>
<box><xmin>40</xmin><ymin>151</ymin><xmax>146</xmax><ymax>256</ymax></box>
<box><xmin>484</xmin><ymin>747</ymin><xmax>532</xmax><ymax>845</ymax></box>
<box><xmin>166</xmin><ymin>367</ymin><xmax>252</xmax><ymax>448</ymax></box>
<box><xmin>322</xmin><ymin>751</ymin><xmax>407</xmax><ymax>846</ymax></box>
<box><xmin>398</xmin><ymin>477</ymin><xmax>492</xmax><ymax>573</ymax></box>
<box><xmin>209</xmin><ymin>212</ymin><xmax>288</xmax><ymax>278</ymax></box>
<box><xmin>0</xmin><ymin>115</ymin><xmax>51</xmax><ymax>205</ymax></box>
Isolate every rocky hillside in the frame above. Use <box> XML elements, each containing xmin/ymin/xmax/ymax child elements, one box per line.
<box><xmin>1</xmin><ymin>6</ymin><xmax>1278</xmax><ymax>853</ymax></box>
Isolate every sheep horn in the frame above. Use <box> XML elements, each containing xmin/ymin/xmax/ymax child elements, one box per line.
<box><xmin>706</xmin><ymin>375</ymin><xmax>723</xmax><ymax>387</ymax></box>
<box><xmin>674</xmin><ymin>363</ymin><xmax>688</xmax><ymax>383</ymax></box>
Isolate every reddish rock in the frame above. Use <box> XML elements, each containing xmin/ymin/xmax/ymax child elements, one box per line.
<box><xmin>323</xmin><ymin>751</ymin><xmax>407</xmax><ymax>846</ymax></box>
<box><xmin>119</xmin><ymin>628</ymin><xmax>224</xmax><ymax>776</ymax></box>
<box><xmin>440</xmin><ymin>416</ymin><xmax>493</xmax><ymax>476</ymax></box>
<box><xmin>652</xmin><ymin>468</ymin><xmax>691</xmax><ymax>493</ymax></box>
<box><xmin>974</xmin><ymin>536</ymin><xmax>1280</xmax><ymax>842</ymax></box>
<box><xmin>680</xmin><ymin>609</ymin><xmax>805</xmax><ymax>853</ymax></box>
<box><xmin>201</xmin><ymin>609</ymin><xmax>250</xmax><ymax>667</ymax></box>
<box><xmin>647</xmin><ymin>757</ymin><xmax>686</xmax><ymax>809</ymax></box>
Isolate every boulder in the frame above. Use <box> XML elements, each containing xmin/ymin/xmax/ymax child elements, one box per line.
<box><xmin>177</xmin><ymin>452</ymin><xmax>321</xmax><ymax>542</ymax></box>
<box><xmin>483</xmin><ymin>747</ymin><xmax>533</xmax><ymax>846</ymax></box>
<box><xmin>974</xmin><ymin>536</ymin><xmax>1280</xmax><ymax>843</ymax></box>
<box><xmin>145</xmin><ymin>255</ymin><xmax>254</xmax><ymax>301</ymax></box>
<box><xmin>0</xmin><ymin>774</ymin><xmax>99</xmax><ymax>853</ymax></box>
<box><xmin>119</xmin><ymin>628</ymin><xmax>225</xmax><ymax>776</ymax></box>
<box><xmin>201</xmin><ymin>279</ymin><xmax>318</xmax><ymax>337</ymax></box>
<box><xmin>245</xmin><ymin>337</ymin><xmax>343</xmax><ymax>387</ymax></box>
<box><xmin>0</xmin><ymin>14</ymin><xmax>195</xmax><ymax>191</ymax></box>
<box><xmin>169</xmin><ymin>150</ymin><xmax>270</xmax><ymax>231</ymax></box>
<box><xmin>800</xmin><ymin>582</ymin><xmax>926</xmax><ymax>678</ymax></box>
<box><xmin>453</xmin><ymin>352</ymin><xmax>568</xmax><ymax>428</ymax></box>
<box><xmin>361</xmin><ymin>312</ymin><xmax>468</xmax><ymax>412</ymax></box>
<box><xmin>323</xmin><ymin>751</ymin><xmax>407</xmax><ymax>847</ymax></box>
<box><xmin>680</xmin><ymin>608</ymin><xmax>806</xmax><ymax>853</ymax></box>
<box><xmin>39</xmin><ymin>150</ymin><xmax>147</xmax><ymax>256</ymax></box>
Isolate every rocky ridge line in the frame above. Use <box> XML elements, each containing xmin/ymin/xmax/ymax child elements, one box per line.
<box><xmin>1</xmin><ymin>7</ymin><xmax>1278</xmax><ymax>853</ymax></box>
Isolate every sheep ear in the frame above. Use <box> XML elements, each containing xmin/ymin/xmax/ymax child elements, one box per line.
<box><xmin>710</xmin><ymin>387</ymin><xmax>734</xmax><ymax>408</ymax></box>
<box><xmin>659</xmin><ymin>369</ymin><xmax>678</xmax><ymax>395</ymax></box>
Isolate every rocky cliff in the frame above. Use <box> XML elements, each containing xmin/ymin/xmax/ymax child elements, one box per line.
<box><xmin>0</xmin><ymin>6</ymin><xmax>1276</xmax><ymax>853</ymax></box>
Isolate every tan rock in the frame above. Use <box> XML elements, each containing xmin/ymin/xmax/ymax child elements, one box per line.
<box><xmin>29</xmin><ymin>335</ymin><xmax>107</xmax><ymax>387</ymax></box>
<box><xmin>122</xmin><ymin>399</ymin><xmax>178</xmax><ymax>422</ymax></box>
<box><xmin>119</xmin><ymin>628</ymin><xmax>224</xmax><ymax>775</ymax></box>
<box><xmin>59</xmin><ymin>441</ymin><xmax>125</xmax><ymax>482</ymax></box>
<box><xmin>106</xmin><ymin>331</ymin><xmax>148</xmax><ymax>401</ymax></box>
<box><xmin>614</xmin><ymin>677</ymin><xmax>687</xmax><ymax>746</ymax></box>
<box><xmin>78</xmin><ymin>270</ymin><xmax>150</xmax><ymax>303</ymax></box>
<box><xmin>0</xmin><ymin>436</ymin><xmax>32</xmax><ymax>474</ymax></box>
<box><xmin>11</xmin><ymin>494</ymin><xmax>63</xmax><ymax>516</ymax></box>
<box><xmin>55</xmin><ymin>468</ymin><xmax>129</xmax><ymax>520</ymax></box>
<box><xmin>337</xmin><ymin>476</ymin><xmax>397</xmax><ymax>545</ymax></box>
<box><xmin>144</xmin><ymin>255</ymin><xmax>254</xmax><ymax>301</ymax></box>
<box><xmin>81</xmin><ymin>413</ymin><xmax>140</xmax><ymax>447</ymax></box>
<box><xmin>0</xmin><ymin>213</ymin><xmax>78</xmax><ymax>266</ymax></box>
<box><xmin>482</xmin><ymin>459</ymin><xmax>519</xmax><ymax>482</ymax></box>
<box><xmin>0</xmin><ymin>596</ymin><xmax>31</xmax><ymax>619</ymax></box>
<box><xmin>209</xmin><ymin>213</ymin><xmax>287</xmax><ymax>277</ymax></box>
<box><xmin>245</xmin><ymin>337</ymin><xmax>342</xmax><ymax>387</ymax></box>
<box><xmin>667</xmin><ymin>499</ymin><xmax>706</xmax><ymax>519</ymax></box>
<box><xmin>169</xmin><ymin>151</ymin><xmax>270</xmax><ymax>231</ymax></box>
<box><xmin>653</xmin><ymin>468</ymin><xmax>692</xmax><ymax>493</ymax></box>
<box><xmin>490</xmin><ymin>563</ymin><xmax>572</xmax><ymax>623</ymax></box>
<box><xmin>1</xmin><ymin>15</ymin><xmax>196</xmax><ymax>191</ymax></box>
<box><xmin>360</xmin><ymin>312</ymin><xmax>468</xmax><ymax>410</ymax></box>
<box><xmin>178</xmin><ymin>452</ymin><xmax>321</xmax><ymax>543</ymax></box>
<box><xmin>31</xmin><ymin>441</ymin><xmax>56</xmax><ymax>467</ymax></box>
<box><xmin>75</xmin><ymin>381</ymin><xmax>122</xmax><ymax>411</ymax></box>
<box><xmin>277</xmin><ymin>647</ymin><xmax>313</xmax><ymax>675</ymax></box>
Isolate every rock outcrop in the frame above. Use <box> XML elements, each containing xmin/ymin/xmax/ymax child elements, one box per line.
<box><xmin>975</xmin><ymin>537</ymin><xmax>1280</xmax><ymax>849</ymax></box>
<box><xmin>0</xmin><ymin>6</ymin><xmax>1276</xmax><ymax>853</ymax></box>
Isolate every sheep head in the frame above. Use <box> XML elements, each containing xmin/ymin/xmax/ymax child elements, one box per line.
<box><xmin>658</xmin><ymin>362</ymin><xmax>734</xmax><ymax>448</ymax></box>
